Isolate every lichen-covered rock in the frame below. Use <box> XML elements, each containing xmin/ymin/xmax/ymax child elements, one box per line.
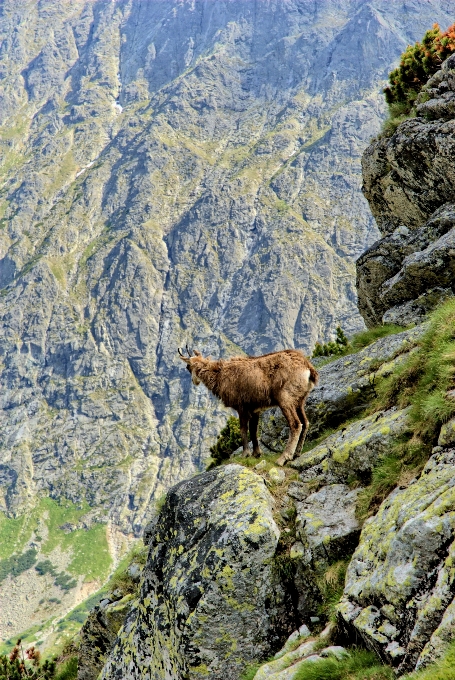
<box><xmin>294</xmin><ymin>484</ymin><xmax>361</xmax><ymax>567</ymax></box>
<box><xmin>78</xmin><ymin>594</ymin><xmax>136</xmax><ymax>680</ymax></box>
<box><xmin>337</xmin><ymin>448</ymin><xmax>455</xmax><ymax>673</ymax></box>
<box><xmin>100</xmin><ymin>464</ymin><xmax>304</xmax><ymax>680</ymax></box>
<box><xmin>438</xmin><ymin>417</ymin><xmax>455</xmax><ymax>447</ymax></box>
<box><xmin>291</xmin><ymin>408</ymin><xmax>410</xmax><ymax>486</ymax></box>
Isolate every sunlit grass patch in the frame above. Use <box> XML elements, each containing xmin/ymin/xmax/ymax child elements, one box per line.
<box><xmin>315</xmin><ymin>559</ymin><xmax>350</xmax><ymax>623</ymax></box>
<box><xmin>375</xmin><ymin>298</ymin><xmax>455</xmax><ymax>440</ymax></box>
<box><xmin>292</xmin><ymin>649</ymin><xmax>393</xmax><ymax>680</ymax></box>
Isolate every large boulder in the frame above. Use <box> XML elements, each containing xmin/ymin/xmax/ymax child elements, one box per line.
<box><xmin>100</xmin><ymin>464</ymin><xmax>311</xmax><ymax>680</ymax></box>
<box><xmin>292</xmin><ymin>484</ymin><xmax>361</xmax><ymax>567</ymax></box>
<box><xmin>358</xmin><ymin>55</ymin><xmax>455</xmax><ymax>327</ymax></box>
<box><xmin>337</xmin><ymin>448</ymin><xmax>455</xmax><ymax>674</ymax></box>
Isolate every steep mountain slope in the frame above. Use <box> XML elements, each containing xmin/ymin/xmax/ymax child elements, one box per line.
<box><xmin>1</xmin><ymin>0</ymin><xmax>455</xmax><ymax>646</ymax></box>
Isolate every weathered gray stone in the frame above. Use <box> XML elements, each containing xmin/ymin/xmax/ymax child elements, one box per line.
<box><xmin>100</xmin><ymin>464</ymin><xmax>305</xmax><ymax>680</ymax></box>
<box><xmin>269</xmin><ymin>467</ymin><xmax>286</xmax><ymax>484</ymax></box>
<box><xmin>78</xmin><ymin>594</ymin><xmax>136</xmax><ymax>680</ymax></box>
<box><xmin>382</xmin><ymin>288</ymin><xmax>453</xmax><ymax>326</ymax></box>
<box><xmin>295</xmin><ymin>484</ymin><xmax>361</xmax><ymax>566</ymax></box>
<box><xmin>438</xmin><ymin>417</ymin><xmax>455</xmax><ymax>447</ymax></box>
<box><xmin>337</xmin><ymin>448</ymin><xmax>455</xmax><ymax>673</ymax></box>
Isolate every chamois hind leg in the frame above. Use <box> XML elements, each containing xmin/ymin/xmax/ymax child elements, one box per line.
<box><xmin>276</xmin><ymin>403</ymin><xmax>302</xmax><ymax>467</ymax></box>
<box><xmin>238</xmin><ymin>411</ymin><xmax>250</xmax><ymax>456</ymax></box>
<box><xmin>295</xmin><ymin>399</ymin><xmax>310</xmax><ymax>457</ymax></box>
<box><xmin>249</xmin><ymin>412</ymin><xmax>261</xmax><ymax>458</ymax></box>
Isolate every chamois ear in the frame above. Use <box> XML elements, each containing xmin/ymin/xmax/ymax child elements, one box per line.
<box><xmin>193</xmin><ymin>350</ymin><xmax>201</xmax><ymax>356</ymax></box>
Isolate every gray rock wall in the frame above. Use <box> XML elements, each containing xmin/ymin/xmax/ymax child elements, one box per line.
<box><xmin>358</xmin><ymin>57</ymin><xmax>455</xmax><ymax>326</ymax></box>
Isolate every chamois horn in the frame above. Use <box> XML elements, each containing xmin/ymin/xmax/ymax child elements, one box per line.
<box><xmin>178</xmin><ymin>347</ymin><xmax>190</xmax><ymax>362</ymax></box>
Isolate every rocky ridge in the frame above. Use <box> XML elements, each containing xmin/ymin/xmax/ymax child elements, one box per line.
<box><xmin>357</xmin><ymin>54</ymin><xmax>455</xmax><ymax>327</ymax></box>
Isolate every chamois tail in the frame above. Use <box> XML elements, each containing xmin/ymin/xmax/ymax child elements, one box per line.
<box><xmin>309</xmin><ymin>365</ymin><xmax>319</xmax><ymax>386</ymax></box>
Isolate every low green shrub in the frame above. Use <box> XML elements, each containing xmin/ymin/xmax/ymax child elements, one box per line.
<box><xmin>0</xmin><ymin>549</ymin><xmax>37</xmax><ymax>584</ymax></box>
<box><xmin>384</xmin><ymin>23</ymin><xmax>455</xmax><ymax>116</ymax></box>
<box><xmin>208</xmin><ymin>416</ymin><xmax>244</xmax><ymax>467</ymax></box>
<box><xmin>313</xmin><ymin>326</ymin><xmax>349</xmax><ymax>358</ymax></box>
<box><xmin>0</xmin><ymin>641</ymin><xmax>56</xmax><ymax>680</ymax></box>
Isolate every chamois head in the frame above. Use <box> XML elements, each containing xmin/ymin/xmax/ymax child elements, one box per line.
<box><xmin>178</xmin><ymin>346</ymin><xmax>204</xmax><ymax>385</ymax></box>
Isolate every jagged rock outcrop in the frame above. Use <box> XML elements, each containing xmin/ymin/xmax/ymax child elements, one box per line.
<box><xmin>78</xmin><ymin>594</ymin><xmax>136</xmax><ymax>680</ymax></box>
<box><xmin>358</xmin><ymin>56</ymin><xmax>455</xmax><ymax>326</ymax></box>
<box><xmin>100</xmin><ymin>464</ymin><xmax>316</xmax><ymax>680</ymax></box>
<box><xmin>338</xmin><ymin>448</ymin><xmax>455</xmax><ymax>673</ymax></box>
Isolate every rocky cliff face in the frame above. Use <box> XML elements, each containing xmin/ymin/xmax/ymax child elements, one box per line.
<box><xmin>357</xmin><ymin>54</ymin><xmax>455</xmax><ymax>327</ymax></box>
<box><xmin>2</xmin><ymin>0</ymin><xmax>455</xmax><ymax>648</ymax></box>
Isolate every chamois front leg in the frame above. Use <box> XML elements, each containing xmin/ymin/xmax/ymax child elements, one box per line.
<box><xmin>238</xmin><ymin>411</ymin><xmax>250</xmax><ymax>456</ymax></box>
<box><xmin>276</xmin><ymin>403</ymin><xmax>302</xmax><ymax>467</ymax></box>
<box><xmin>249</xmin><ymin>412</ymin><xmax>261</xmax><ymax>458</ymax></box>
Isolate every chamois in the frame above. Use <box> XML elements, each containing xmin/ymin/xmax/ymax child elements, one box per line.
<box><xmin>178</xmin><ymin>347</ymin><xmax>318</xmax><ymax>466</ymax></box>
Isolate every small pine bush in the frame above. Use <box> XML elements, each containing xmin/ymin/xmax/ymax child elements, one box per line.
<box><xmin>313</xmin><ymin>326</ymin><xmax>349</xmax><ymax>358</ymax></box>
<box><xmin>209</xmin><ymin>416</ymin><xmax>243</xmax><ymax>467</ymax></box>
<box><xmin>384</xmin><ymin>23</ymin><xmax>455</xmax><ymax>116</ymax></box>
<box><xmin>0</xmin><ymin>641</ymin><xmax>56</xmax><ymax>680</ymax></box>
<box><xmin>0</xmin><ymin>549</ymin><xmax>37</xmax><ymax>584</ymax></box>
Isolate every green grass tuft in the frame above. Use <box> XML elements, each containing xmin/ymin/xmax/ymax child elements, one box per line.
<box><xmin>55</xmin><ymin>657</ymin><xmax>78</xmax><ymax>680</ymax></box>
<box><xmin>375</xmin><ymin>298</ymin><xmax>455</xmax><ymax>440</ymax></box>
<box><xmin>315</xmin><ymin>559</ymin><xmax>350</xmax><ymax>622</ymax></box>
<box><xmin>293</xmin><ymin>649</ymin><xmax>393</xmax><ymax>680</ymax></box>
